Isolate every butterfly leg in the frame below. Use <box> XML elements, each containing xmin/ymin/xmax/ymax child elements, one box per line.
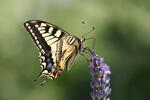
<box><xmin>79</xmin><ymin>52</ymin><xmax>89</xmax><ymax>62</ymax></box>
<box><xmin>85</xmin><ymin>37</ymin><xmax>95</xmax><ymax>50</ymax></box>
<box><xmin>79</xmin><ymin>46</ymin><xmax>93</xmax><ymax>62</ymax></box>
<box><xmin>82</xmin><ymin>47</ymin><xmax>93</xmax><ymax>57</ymax></box>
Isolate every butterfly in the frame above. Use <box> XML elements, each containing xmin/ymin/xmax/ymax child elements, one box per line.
<box><xmin>24</xmin><ymin>20</ymin><xmax>93</xmax><ymax>81</ymax></box>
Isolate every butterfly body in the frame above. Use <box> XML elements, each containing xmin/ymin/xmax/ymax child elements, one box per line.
<box><xmin>24</xmin><ymin>20</ymin><xmax>84</xmax><ymax>80</ymax></box>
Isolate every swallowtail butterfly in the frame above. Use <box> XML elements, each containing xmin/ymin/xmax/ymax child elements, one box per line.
<box><xmin>24</xmin><ymin>20</ymin><xmax>91</xmax><ymax>80</ymax></box>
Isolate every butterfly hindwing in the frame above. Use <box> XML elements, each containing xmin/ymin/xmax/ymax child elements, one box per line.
<box><xmin>24</xmin><ymin>20</ymin><xmax>82</xmax><ymax>80</ymax></box>
<box><xmin>61</xmin><ymin>45</ymin><xmax>78</xmax><ymax>71</ymax></box>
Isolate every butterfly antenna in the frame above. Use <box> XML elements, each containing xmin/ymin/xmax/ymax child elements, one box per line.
<box><xmin>81</xmin><ymin>21</ymin><xmax>95</xmax><ymax>37</ymax></box>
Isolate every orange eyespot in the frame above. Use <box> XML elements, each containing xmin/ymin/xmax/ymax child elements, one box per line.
<box><xmin>56</xmin><ymin>70</ymin><xmax>62</xmax><ymax>76</ymax></box>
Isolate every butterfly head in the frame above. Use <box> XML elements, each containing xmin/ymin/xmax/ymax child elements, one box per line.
<box><xmin>79</xmin><ymin>36</ymin><xmax>86</xmax><ymax>53</ymax></box>
<box><xmin>80</xmin><ymin>36</ymin><xmax>86</xmax><ymax>43</ymax></box>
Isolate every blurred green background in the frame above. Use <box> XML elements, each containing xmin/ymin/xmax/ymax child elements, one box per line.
<box><xmin>0</xmin><ymin>0</ymin><xmax>150</xmax><ymax>100</ymax></box>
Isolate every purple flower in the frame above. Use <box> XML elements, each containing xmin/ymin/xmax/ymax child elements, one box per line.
<box><xmin>89</xmin><ymin>50</ymin><xmax>111</xmax><ymax>100</ymax></box>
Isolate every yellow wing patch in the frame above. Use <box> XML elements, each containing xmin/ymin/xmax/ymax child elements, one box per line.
<box><xmin>53</xmin><ymin>45</ymin><xmax>77</xmax><ymax>78</ymax></box>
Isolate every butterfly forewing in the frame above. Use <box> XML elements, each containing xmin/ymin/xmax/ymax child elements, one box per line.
<box><xmin>24</xmin><ymin>20</ymin><xmax>67</xmax><ymax>52</ymax></box>
<box><xmin>24</xmin><ymin>20</ymin><xmax>82</xmax><ymax>80</ymax></box>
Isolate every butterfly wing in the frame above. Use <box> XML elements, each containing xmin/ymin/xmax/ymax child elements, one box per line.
<box><xmin>24</xmin><ymin>20</ymin><xmax>82</xmax><ymax>80</ymax></box>
<box><xmin>24</xmin><ymin>20</ymin><xmax>67</xmax><ymax>79</ymax></box>
<box><xmin>24</xmin><ymin>20</ymin><xmax>68</xmax><ymax>53</ymax></box>
<box><xmin>54</xmin><ymin>40</ymin><xmax>80</xmax><ymax>78</ymax></box>
<box><xmin>66</xmin><ymin>51</ymin><xmax>77</xmax><ymax>71</ymax></box>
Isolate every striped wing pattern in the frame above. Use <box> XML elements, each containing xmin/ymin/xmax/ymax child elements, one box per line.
<box><xmin>24</xmin><ymin>20</ymin><xmax>81</xmax><ymax>80</ymax></box>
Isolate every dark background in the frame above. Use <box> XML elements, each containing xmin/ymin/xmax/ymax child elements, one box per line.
<box><xmin>0</xmin><ymin>0</ymin><xmax>150</xmax><ymax>100</ymax></box>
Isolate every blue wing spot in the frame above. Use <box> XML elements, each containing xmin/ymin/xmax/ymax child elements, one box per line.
<box><xmin>44</xmin><ymin>53</ymin><xmax>54</xmax><ymax>72</ymax></box>
<box><xmin>46</xmin><ymin>62</ymin><xmax>53</xmax><ymax>72</ymax></box>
